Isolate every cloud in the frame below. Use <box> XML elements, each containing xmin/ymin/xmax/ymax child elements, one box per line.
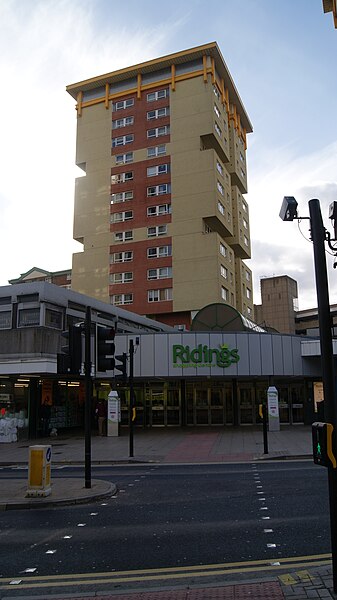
<box><xmin>0</xmin><ymin>0</ymin><xmax>185</xmax><ymax>285</ymax></box>
<box><xmin>249</xmin><ymin>141</ymin><xmax>337</xmax><ymax>309</ymax></box>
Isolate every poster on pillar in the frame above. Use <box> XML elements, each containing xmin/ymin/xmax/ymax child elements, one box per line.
<box><xmin>267</xmin><ymin>386</ymin><xmax>280</xmax><ymax>431</ymax></box>
<box><xmin>107</xmin><ymin>391</ymin><xmax>120</xmax><ymax>437</ymax></box>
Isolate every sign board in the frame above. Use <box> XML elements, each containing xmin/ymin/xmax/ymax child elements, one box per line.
<box><xmin>107</xmin><ymin>391</ymin><xmax>120</xmax><ymax>437</ymax></box>
<box><xmin>313</xmin><ymin>381</ymin><xmax>324</xmax><ymax>414</ymax></box>
<box><xmin>267</xmin><ymin>386</ymin><xmax>280</xmax><ymax>431</ymax></box>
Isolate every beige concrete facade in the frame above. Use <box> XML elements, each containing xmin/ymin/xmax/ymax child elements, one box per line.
<box><xmin>255</xmin><ymin>275</ymin><xmax>298</xmax><ymax>334</ymax></box>
<box><xmin>72</xmin><ymin>103</ymin><xmax>112</xmax><ymax>302</ymax></box>
<box><xmin>67</xmin><ymin>42</ymin><xmax>254</xmax><ymax>326</ymax></box>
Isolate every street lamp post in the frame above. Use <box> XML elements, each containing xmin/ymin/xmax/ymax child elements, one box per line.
<box><xmin>280</xmin><ymin>196</ymin><xmax>337</xmax><ymax>591</ymax></box>
<box><xmin>308</xmin><ymin>199</ymin><xmax>337</xmax><ymax>592</ymax></box>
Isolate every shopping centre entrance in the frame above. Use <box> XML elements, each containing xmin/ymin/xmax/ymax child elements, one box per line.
<box><xmin>118</xmin><ymin>380</ymin><xmax>306</xmax><ymax>428</ymax></box>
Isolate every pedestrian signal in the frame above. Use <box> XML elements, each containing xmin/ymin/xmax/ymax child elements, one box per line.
<box><xmin>312</xmin><ymin>421</ymin><xmax>337</xmax><ymax>469</ymax></box>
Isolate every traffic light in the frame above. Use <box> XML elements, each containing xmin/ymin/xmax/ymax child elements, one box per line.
<box><xmin>312</xmin><ymin>422</ymin><xmax>337</xmax><ymax>468</ymax></box>
<box><xmin>96</xmin><ymin>326</ymin><xmax>115</xmax><ymax>372</ymax></box>
<box><xmin>57</xmin><ymin>325</ymin><xmax>82</xmax><ymax>375</ymax></box>
<box><xmin>115</xmin><ymin>352</ymin><xmax>128</xmax><ymax>383</ymax></box>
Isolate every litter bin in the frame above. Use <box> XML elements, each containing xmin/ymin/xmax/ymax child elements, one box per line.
<box><xmin>26</xmin><ymin>445</ymin><xmax>52</xmax><ymax>497</ymax></box>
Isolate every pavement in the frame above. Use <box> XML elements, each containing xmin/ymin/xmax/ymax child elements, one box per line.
<box><xmin>1</xmin><ymin>425</ymin><xmax>336</xmax><ymax>599</ymax></box>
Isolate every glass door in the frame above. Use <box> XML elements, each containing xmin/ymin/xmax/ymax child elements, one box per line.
<box><xmin>239</xmin><ymin>386</ymin><xmax>254</xmax><ymax>424</ymax></box>
<box><xmin>210</xmin><ymin>388</ymin><xmax>224</xmax><ymax>425</ymax></box>
<box><xmin>224</xmin><ymin>384</ymin><xmax>233</xmax><ymax>425</ymax></box>
<box><xmin>290</xmin><ymin>385</ymin><xmax>304</xmax><ymax>423</ymax></box>
<box><xmin>150</xmin><ymin>386</ymin><xmax>165</xmax><ymax>426</ymax></box>
<box><xmin>195</xmin><ymin>388</ymin><xmax>209</xmax><ymax>425</ymax></box>
<box><xmin>167</xmin><ymin>385</ymin><xmax>181</xmax><ymax>426</ymax></box>
<box><xmin>278</xmin><ymin>386</ymin><xmax>290</xmax><ymax>423</ymax></box>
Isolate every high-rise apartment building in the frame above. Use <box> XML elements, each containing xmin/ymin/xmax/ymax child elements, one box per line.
<box><xmin>66</xmin><ymin>42</ymin><xmax>253</xmax><ymax>329</ymax></box>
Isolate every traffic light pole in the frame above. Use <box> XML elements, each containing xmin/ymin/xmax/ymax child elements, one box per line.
<box><xmin>84</xmin><ymin>306</ymin><xmax>92</xmax><ymax>489</ymax></box>
<box><xmin>129</xmin><ymin>339</ymin><xmax>134</xmax><ymax>458</ymax></box>
<box><xmin>309</xmin><ymin>199</ymin><xmax>337</xmax><ymax>591</ymax></box>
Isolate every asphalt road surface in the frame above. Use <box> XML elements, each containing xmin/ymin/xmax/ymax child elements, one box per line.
<box><xmin>0</xmin><ymin>460</ymin><xmax>331</xmax><ymax>596</ymax></box>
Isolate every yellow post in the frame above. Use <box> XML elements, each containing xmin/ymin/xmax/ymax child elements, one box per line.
<box><xmin>26</xmin><ymin>445</ymin><xmax>52</xmax><ymax>497</ymax></box>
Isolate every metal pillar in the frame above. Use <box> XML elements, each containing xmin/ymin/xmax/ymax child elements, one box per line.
<box><xmin>309</xmin><ymin>198</ymin><xmax>337</xmax><ymax>591</ymax></box>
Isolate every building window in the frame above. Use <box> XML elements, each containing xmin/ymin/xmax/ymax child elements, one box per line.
<box><xmin>147</xmin><ymin>89</ymin><xmax>169</xmax><ymax>102</ymax></box>
<box><xmin>245</xmin><ymin>270</ymin><xmax>250</xmax><ymax>281</ymax></box>
<box><xmin>113</xmin><ymin>98</ymin><xmax>134</xmax><ymax>111</ymax></box>
<box><xmin>147</xmin><ymin>145</ymin><xmax>166</xmax><ymax>157</ymax></box>
<box><xmin>115</xmin><ymin>152</ymin><xmax>133</xmax><ymax>165</ymax></box>
<box><xmin>215</xmin><ymin>122</ymin><xmax>222</xmax><ymax>137</ymax></box>
<box><xmin>243</xmin><ymin>218</ymin><xmax>248</xmax><ymax>229</ymax></box>
<box><xmin>220</xmin><ymin>242</ymin><xmax>226</xmax><ymax>257</ymax></box>
<box><xmin>111</xmin><ymin>191</ymin><xmax>133</xmax><ymax>204</ymax></box>
<box><xmin>244</xmin><ymin>235</ymin><xmax>249</xmax><ymax>247</ymax></box>
<box><xmin>213</xmin><ymin>86</ymin><xmax>220</xmax><ymax>100</ymax></box>
<box><xmin>217</xmin><ymin>201</ymin><xmax>225</xmax><ymax>216</ymax></box>
<box><xmin>18</xmin><ymin>308</ymin><xmax>40</xmax><ymax>327</ymax></box>
<box><xmin>147</xmin><ymin>204</ymin><xmax>171</xmax><ymax>216</ymax></box>
<box><xmin>111</xmin><ymin>171</ymin><xmax>133</xmax><ymax>184</ymax></box>
<box><xmin>147</xmin><ymin>126</ymin><xmax>170</xmax><ymax>138</ymax></box>
<box><xmin>216</xmin><ymin>160</ymin><xmax>223</xmax><ymax>176</ymax></box>
<box><xmin>45</xmin><ymin>309</ymin><xmax>62</xmax><ymax>329</ymax></box>
<box><xmin>221</xmin><ymin>286</ymin><xmax>228</xmax><ymax>301</ymax></box>
<box><xmin>0</xmin><ymin>311</ymin><xmax>11</xmax><ymax>329</ymax></box>
<box><xmin>147</xmin><ymin>267</ymin><xmax>172</xmax><ymax>280</ymax></box>
<box><xmin>217</xmin><ymin>181</ymin><xmax>224</xmax><ymax>195</ymax></box>
<box><xmin>112</xmin><ymin>294</ymin><xmax>133</xmax><ymax>305</ymax></box>
<box><xmin>246</xmin><ymin>288</ymin><xmax>251</xmax><ymax>299</ymax></box>
<box><xmin>112</xmin><ymin>116</ymin><xmax>134</xmax><ymax>129</ymax></box>
<box><xmin>148</xmin><ymin>288</ymin><xmax>172</xmax><ymax>302</ymax></box>
<box><xmin>147</xmin><ymin>107</ymin><xmax>169</xmax><ymax>120</ymax></box>
<box><xmin>214</xmin><ymin>104</ymin><xmax>220</xmax><ymax>118</ymax></box>
<box><xmin>147</xmin><ymin>183</ymin><xmax>171</xmax><ymax>196</ymax></box>
<box><xmin>147</xmin><ymin>245</ymin><xmax>172</xmax><ymax>258</ymax></box>
<box><xmin>220</xmin><ymin>265</ymin><xmax>227</xmax><ymax>279</ymax></box>
<box><xmin>147</xmin><ymin>225</ymin><xmax>167</xmax><ymax>237</ymax></box>
<box><xmin>111</xmin><ymin>272</ymin><xmax>133</xmax><ymax>284</ymax></box>
<box><xmin>112</xmin><ymin>134</ymin><xmax>134</xmax><ymax>147</ymax></box>
<box><xmin>114</xmin><ymin>230</ymin><xmax>133</xmax><ymax>242</ymax></box>
<box><xmin>112</xmin><ymin>211</ymin><xmax>133</xmax><ymax>223</ymax></box>
<box><xmin>147</xmin><ymin>164</ymin><xmax>170</xmax><ymax>177</ymax></box>
<box><xmin>112</xmin><ymin>251</ymin><xmax>133</xmax><ymax>263</ymax></box>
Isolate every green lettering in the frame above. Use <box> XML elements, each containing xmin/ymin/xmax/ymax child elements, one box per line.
<box><xmin>191</xmin><ymin>344</ymin><xmax>203</xmax><ymax>363</ymax></box>
<box><xmin>230</xmin><ymin>348</ymin><xmax>240</xmax><ymax>363</ymax></box>
<box><xmin>173</xmin><ymin>345</ymin><xmax>190</xmax><ymax>363</ymax></box>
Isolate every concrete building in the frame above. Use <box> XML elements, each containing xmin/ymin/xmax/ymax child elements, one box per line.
<box><xmin>254</xmin><ymin>276</ymin><xmax>299</xmax><ymax>334</ymax></box>
<box><xmin>9</xmin><ymin>267</ymin><xmax>72</xmax><ymax>288</ymax></box>
<box><xmin>66</xmin><ymin>42</ymin><xmax>254</xmax><ymax>330</ymax></box>
<box><xmin>0</xmin><ymin>282</ymin><xmax>329</xmax><ymax>436</ymax></box>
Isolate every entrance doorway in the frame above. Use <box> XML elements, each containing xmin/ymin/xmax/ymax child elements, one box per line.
<box><xmin>186</xmin><ymin>383</ymin><xmax>233</xmax><ymax>425</ymax></box>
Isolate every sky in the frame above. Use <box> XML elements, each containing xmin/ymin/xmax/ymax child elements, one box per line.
<box><xmin>0</xmin><ymin>0</ymin><xmax>336</xmax><ymax>310</ymax></box>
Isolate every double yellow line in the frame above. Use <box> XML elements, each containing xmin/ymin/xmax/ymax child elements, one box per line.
<box><xmin>0</xmin><ymin>554</ymin><xmax>331</xmax><ymax>591</ymax></box>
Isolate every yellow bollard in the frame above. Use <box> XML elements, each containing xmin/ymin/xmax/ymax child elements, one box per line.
<box><xmin>26</xmin><ymin>445</ymin><xmax>52</xmax><ymax>497</ymax></box>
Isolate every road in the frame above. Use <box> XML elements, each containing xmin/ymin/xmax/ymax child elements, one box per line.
<box><xmin>0</xmin><ymin>460</ymin><xmax>331</xmax><ymax>597</ymax></box>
